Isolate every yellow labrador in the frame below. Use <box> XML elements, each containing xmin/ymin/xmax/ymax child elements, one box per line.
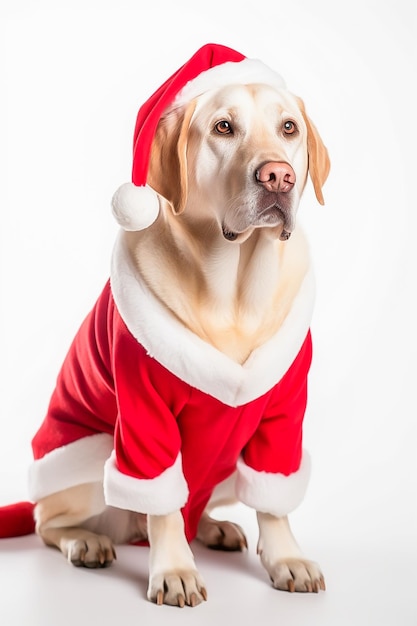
<box><xmin>31</xmin><ymin>52</ymin><xmax>330</xmax><ymax>608</ymax></box>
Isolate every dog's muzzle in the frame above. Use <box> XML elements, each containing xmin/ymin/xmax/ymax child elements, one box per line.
<box><xmin>221</xmin><ymin>161</ymin><xmax>296</xmax><ymax>242</ymax></box>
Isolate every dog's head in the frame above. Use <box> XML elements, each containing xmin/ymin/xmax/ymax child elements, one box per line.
<box><xmin>112</xmin><ymin>45</ymin><xmax>330</xmax><ymax>242</ymax></box>
<box><xmin>148</xmin><ymin>82</ymin><xmax>330</xmax><ymax>243</ymax></box>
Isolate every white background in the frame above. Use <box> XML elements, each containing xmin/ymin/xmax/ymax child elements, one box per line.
<box><xmin>0</xmin><ymin>0</ymin><xmax>416</xmax><ymax>624</ymax></box>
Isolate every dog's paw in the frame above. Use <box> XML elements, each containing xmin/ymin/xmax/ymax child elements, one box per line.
<box><xmin>266</xmin><ymin>558</ymin><xmax>326</xmax><ymax>593</ymax></box>
<box><xmin>147</xmin><ymin>569</ymin><xmax>208</xmax><ymax>607</ymax></box>
<box><xmin>66</xmin><ymin>534</ymin><xmax>116</xmax><ymax>568</ymax></box>
<box><xmin>197</xmin><ymin>514</ymin><xmax>248</xmax><ymax>551</ymax></box>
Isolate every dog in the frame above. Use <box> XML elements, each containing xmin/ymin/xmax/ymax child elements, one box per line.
<box><xmin>2</xmin><ymin>44</ymin><xmax>330</xmax><ymax>607</ymax></box>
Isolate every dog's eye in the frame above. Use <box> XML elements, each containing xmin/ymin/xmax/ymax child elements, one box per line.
<box><xmin>214</xmin><ymin>120</ymin><xmax>233</xmax><ymax>135</ymax></box>
<box><xmin>283</xmin><ymin>120</ymin><xmax>297</xmax><ymax>135</ymax></box>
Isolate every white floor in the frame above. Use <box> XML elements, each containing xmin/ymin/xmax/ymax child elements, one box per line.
<box><xmin>1</xmin><ymin>501</ymin><xmax>415</xmax><ymax>626</ymax></box>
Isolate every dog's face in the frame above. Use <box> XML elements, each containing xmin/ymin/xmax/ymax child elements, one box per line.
<box><xmin>149</xmin><ymin>83</ymin><xmax>330</xmax><ymax>242</ymax></box>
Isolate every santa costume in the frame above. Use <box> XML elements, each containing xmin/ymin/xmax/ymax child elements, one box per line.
<box><xmin>1</xmin><ymin>44</ymin><xmax>315</xmax><ymax>541</ymax></box>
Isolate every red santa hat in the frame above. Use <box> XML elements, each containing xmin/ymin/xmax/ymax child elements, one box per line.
<box><xmin>112</xmin><ymin>43</ymin><xmax>286</xmax><ymax>231</ymax></box>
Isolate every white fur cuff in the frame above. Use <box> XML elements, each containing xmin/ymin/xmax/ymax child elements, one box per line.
<box><xmin>103</xmin><ymin>452</ymin><xmax>189</xmax><ymax>515</ymax></box>
<box><xmin>235</xmin><ymin>452</ymin><xmax>311</xmax><ymax>517</ymax></box>
<box><xmin>28</xmin><ymin>433</ymin><xmax>114</xmax><ymax>501</ymax></box>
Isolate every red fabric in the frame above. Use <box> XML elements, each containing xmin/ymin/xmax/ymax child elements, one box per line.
<box><xmin>132</xmin><ymin>43</ymin><xmax>245</xmax><ymax>187</ymax></box>
<box><xmin>0</xmin><ymin>502</ymin><xmax>35</xmax><ymax>538</ymax></box>
<box><xmin>31</xmin><ymin>281</ymin><xmax>312</xmax><ymax>540</ymax></box>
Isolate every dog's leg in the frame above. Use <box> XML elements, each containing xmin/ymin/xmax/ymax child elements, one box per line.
<box><xmin>196</xmin><ymin>473</ymin><xmax>247</xmax><ymax>551</ymax></box>
<box><xmin>256</xmin><ymin>512</ymin><xmax>325</xmax><ymax>593</ymax></box>
<box><xmin>147</xmin><ymin>511</ymin><xmax>207</xmax><ymax>607</ymax></box>
<box><xmin>35</xmin><ymin>483</ymin><xmax>116</xmax><ymax>568</ymax></box>
<box><xmin>35</xmin><ymin>482</ymin><xmax>147</xmax><ymax>568</ymax></box>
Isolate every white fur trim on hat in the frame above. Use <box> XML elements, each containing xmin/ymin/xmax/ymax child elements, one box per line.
<box><xmin>103</xmin><ymin>451</ymin><xmax>189</xmax><ymax>515</ymax></box>
<box><xmin>235</xmin><ymin>451</ymin><xmax>311</xmax><ymax>517</ymax></box>
<box><xmin>111</xmin><ymin>182</ymin><xmax>160</xmax><ymax>231</ymax></box>
<box><xmin>173</xmin><ymin>58</ymin><xmax>286</xmax><ymax>109</ymax></box>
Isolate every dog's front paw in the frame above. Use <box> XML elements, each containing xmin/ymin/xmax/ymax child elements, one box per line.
<box><xmin>147</xmin><ymin>569</ymin><xmax>208</xmax><ymax>607</ymax></box>
<box><xmin>265</xmin><ymin>558</ymin><xmax>326</xmax><ymax>593</ymax></box>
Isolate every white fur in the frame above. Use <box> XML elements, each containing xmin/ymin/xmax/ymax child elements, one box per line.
<box><xmin>110</xmin><ymin>230</ymin><xmax>315</xmax><ymax>407</ymax></box>
<box><xmin>236</xmin><ymin>452</ymin><xmax>311</xmax><ymax>517</ymax></box>
<box><xmin>28</xmin><ymin>433</ymin><xmax>113</xmax><ymax>501</ymax></box>
<box><xmin>174</xmin><ymin>58</ymin><xmax>286</xmax><ymax>109</ymax></box>
<box><xmin>111</xmin><ymin>182</ymin><xmax>160</xmax><ymax>231</ymax></box>
<box><xmin>103</xmin><ymin>451</ymin><xmax>188</xmax><ymax>515</ymax></box>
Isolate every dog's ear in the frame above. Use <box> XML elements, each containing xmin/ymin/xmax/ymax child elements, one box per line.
<box><xmin>148</xmin><ymin>100</ymin><xmax>196</xmax><ymax>215</ymax></box>
<box><xmin>296</xmin><ymin>97</ymin><xmax>330</xmax><ymax>205</ymax></box>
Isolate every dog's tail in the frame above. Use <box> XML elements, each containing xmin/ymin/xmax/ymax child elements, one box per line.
<box><xmin>0</xmin><ymin>502</ymin><xmax>36</xmax><ymax>538</ymax></box>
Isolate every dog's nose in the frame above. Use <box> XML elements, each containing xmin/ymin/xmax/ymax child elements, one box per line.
<box><xmin>256</xmin><ymin>162</ymin><xmax>295</xmax><ymax>193</ymax></box>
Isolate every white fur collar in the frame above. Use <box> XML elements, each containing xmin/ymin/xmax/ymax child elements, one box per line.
<box><xmin>110</xmin><ymin>231</ymin><xmax>315</xmax><ymax>407</ymax></box>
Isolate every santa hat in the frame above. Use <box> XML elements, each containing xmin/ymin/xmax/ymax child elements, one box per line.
<box><xmin>112</xmin><ymin>43</ymin><xmax>286</xmax><ymax>231</ymax></box>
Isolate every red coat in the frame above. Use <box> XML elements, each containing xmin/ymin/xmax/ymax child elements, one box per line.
<box><xmin>29</xmin><ymin>234</ymin><xmax>315</xmax><ymax>541</ymax></box>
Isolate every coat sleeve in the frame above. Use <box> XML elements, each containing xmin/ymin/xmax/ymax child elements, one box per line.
<box><xmin>236</xmin><ymin>331</ymin><xmax>313</xmax><ymax>517</ymax></box>
<box><xmin>103</xmin><ymin>308</ymin><xmax>190</xmax><ymax>515</ymax></box>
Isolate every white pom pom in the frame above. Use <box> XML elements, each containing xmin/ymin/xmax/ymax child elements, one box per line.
<box><xmin>111</xmin><ymin>183</ymin><xmax>160</xmax><ymax>231</ymax></box>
